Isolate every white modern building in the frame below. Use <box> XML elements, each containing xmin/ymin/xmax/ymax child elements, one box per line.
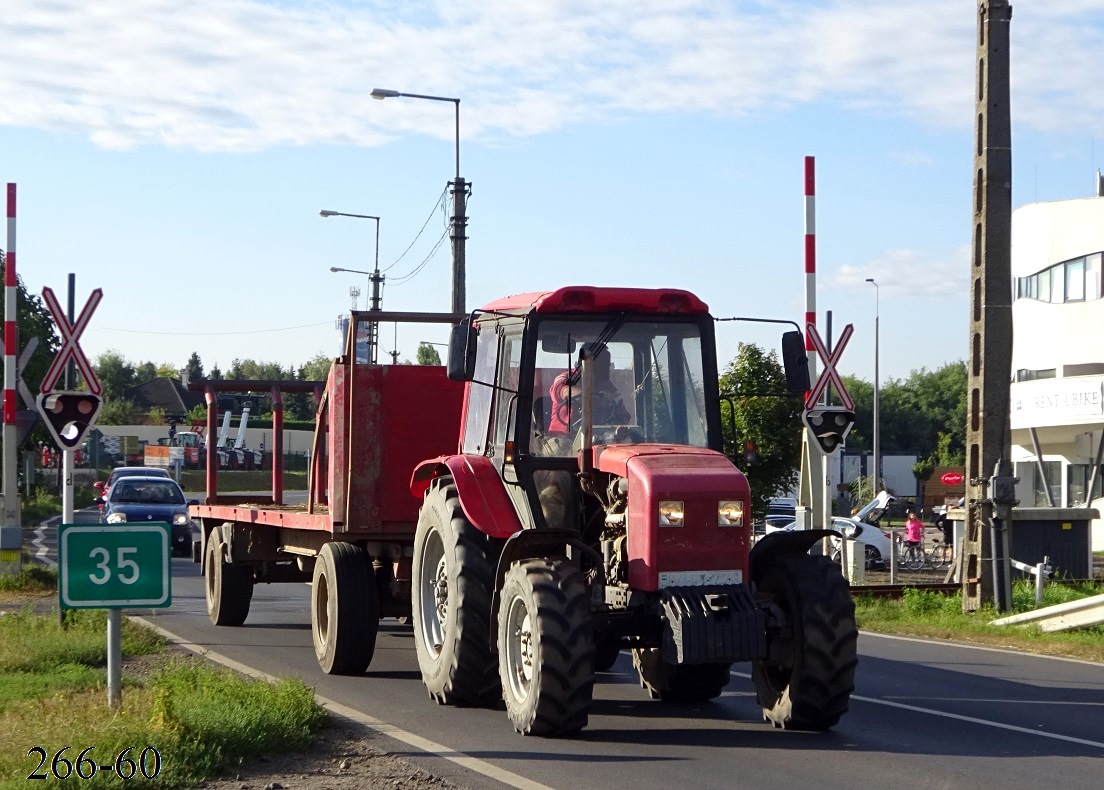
<box><xmin>1010</xmin><ymin>190</ymin><xmax>1104</xmax><ymax>550</ymax></box>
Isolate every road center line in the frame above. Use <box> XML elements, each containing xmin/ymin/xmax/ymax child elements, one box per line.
<box><xmin>133</xmin><ymin>617</ymin><xmax>556</xmax><ymax>790</ymax></box>
<box><xmin>731</xmin><ymin>669</ymin><xmax>1104</xmax><ymax>750</ymax></box>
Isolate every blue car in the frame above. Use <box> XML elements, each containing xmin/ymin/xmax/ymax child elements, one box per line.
<box><xmin>97</xmin><ymin>476</ymin><xmax>195</xmax><ymax>557</ymax></box>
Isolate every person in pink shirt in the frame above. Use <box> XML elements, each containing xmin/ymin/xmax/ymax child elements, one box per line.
<box><xmin>904</xmin><ymin>511</ymin><xmax>925</xmax><ymax>547</ymax></box>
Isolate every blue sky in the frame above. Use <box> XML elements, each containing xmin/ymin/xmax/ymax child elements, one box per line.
<box><xmin>3</xmin><ymin>0</ymin><xmax>1104</xmax><ymax>384</ymax></box>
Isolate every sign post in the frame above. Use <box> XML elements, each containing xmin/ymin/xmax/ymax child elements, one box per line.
<box><xmin>59</xmin><ymin>523</ymin><xmax>172</xmax><ymax>708</ymax></box>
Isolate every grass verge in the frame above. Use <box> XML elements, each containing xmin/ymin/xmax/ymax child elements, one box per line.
<box><xmin>0</xmin><ymin>564</ymin><xmax>57</xmax><ymax>593</ymax></box>
<box><xmin>854</xmin><ymin>579</ymin><xmax>1104</xmax><ymax>662</ymax></box>
<box><xmin>0</xmin><ymin>610</ymin><xmax>327</xmax><ymax>788</ymax></box>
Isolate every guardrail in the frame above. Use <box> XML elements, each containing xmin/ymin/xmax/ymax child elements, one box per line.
<box><xmin>991</xmin><ymin>594</ymin><xmax>1104</xmax><ymax>633</ymax></box>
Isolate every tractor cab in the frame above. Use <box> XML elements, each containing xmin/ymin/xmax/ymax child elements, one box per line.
<box><xmin>448</xmin><ymin>286</ymin><xmax>722</xmax><ymax>532</ymax></box>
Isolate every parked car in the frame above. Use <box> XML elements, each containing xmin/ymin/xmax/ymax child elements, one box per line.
<box><xmin>96</xmin><ymin>476</ymin><xmax>195</xmax><ymax>557</ymax></box>
<box><xmin>764</xmin><ymin>491</ymin><xmax>896</xmax><ymax>570</ymax></box>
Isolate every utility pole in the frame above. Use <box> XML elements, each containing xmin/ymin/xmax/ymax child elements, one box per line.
<box><xmin>963</xmin><ymin>0</ymin><xmax>1015</xmax><ymax>613</ymax></box>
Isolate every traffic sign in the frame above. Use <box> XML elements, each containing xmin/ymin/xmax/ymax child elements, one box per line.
<box><xmin>802</xmin><ymin>406</ymin><xmax>855</xmax><ymax>454</ymax></box>
<box><xmin>58</xmin><ymin>523</ymin><xmax>172</xmax><ymax>609</ymax></box>
<box><xmin>40</xmin><ymin>286</ymin><xmax>102</xmax><ymax>395</ymax></box>
<box><xmin>36</xmin><ymin>391</ymin><xmax>103</xmax><ymax>450</ymax></box>
<box><xmin>804</xmin><ymin>322</ymin><xmax>854</xmax><ymax>411</ymax></box>
<box><xmin>941</xmin><ymin>471</ymin><xmax>964</xmax><ymax>486</ymax></box>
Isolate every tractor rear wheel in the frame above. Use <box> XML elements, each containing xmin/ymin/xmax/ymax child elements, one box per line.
<box><xmin>752</xmin><ymin>553</ymin><xmax>857</xmax><ymax>730</ymax></box>
<box><xmin>311</xmin><ymin>541</ymin><xmax>379</xmax><ymax>675</ymax></box>
<box><xmin>204</xmin><ymin>528</ymin><xmax>253</xmax><ymax>627</ymax></box>
<box><xmin>632</xmin><ymin>648</ymin><xmax>731</xmax><ymax>702</ymax></box>
<box><xmin>498</xmin><ymin>558</ymin><xmax>594</xmax><ymax>736</ymax></box>
<box><xmin>412</xmin><ymin>478</ymin><xmax>500</xmax><ymax>706</ymax></box>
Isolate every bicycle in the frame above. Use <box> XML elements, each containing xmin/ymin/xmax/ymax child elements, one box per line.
<box><xmin>928</xmin><ymin>537</ymin><xmax>953</xmax><ymax>569</ymax></box>
<box><xmin>894</xmin><ymin>533</ymin><xmax>927</xmax><ymax>571</ymax></box>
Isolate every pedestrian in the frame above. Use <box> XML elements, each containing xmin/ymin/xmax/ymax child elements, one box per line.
<box><xmin>904</xmin><ymin>511</ymin><xmax>924</xmax><ymax>548</ymax></box>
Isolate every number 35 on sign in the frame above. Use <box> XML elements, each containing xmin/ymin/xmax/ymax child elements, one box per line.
<box><xmin>58</xmin><ymin>524</ymin><xmax>172</xmax><ymax>609</ymax></box>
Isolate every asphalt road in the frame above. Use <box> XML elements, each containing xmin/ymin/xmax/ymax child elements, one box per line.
<box><xmin>127</xmin><ymin>558</ymin><xmax>1104</xmax><ymax>790</ymax></box>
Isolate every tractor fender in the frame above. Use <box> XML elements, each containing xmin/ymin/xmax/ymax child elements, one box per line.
<box><xmin>748</xmin><ymin>529</ymin><xmax>840</xmax><ymax>587</ymax></box>
<box><xmin>489</xmin><ymin>528</ymin><xmax>604</xmax><ymax>650</ymax></box>
<box><xmin>410</xmin><ymin>454</ymin><xmax>522</xmax><ymax>540</ymax></box>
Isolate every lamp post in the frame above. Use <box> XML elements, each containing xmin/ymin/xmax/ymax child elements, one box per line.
<box><xmin>370</xmin><ymin>88</ymin><xmax>466</xmax><ymax>316</ymax></box>
<box><xmin>866</xmin><ymin>278</ymin><xmax>880</xmax><ymax>495</ymax></box>
<box><xmin>322</xmin><ymin>210</ymin><xmax>382</xmax><ymax>364</ymax></box>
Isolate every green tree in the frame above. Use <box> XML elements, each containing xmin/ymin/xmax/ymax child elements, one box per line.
<box><xmin>147</xmin><ymin>405</ymin><xmax>167</xmax><ymax>426</ymax></box>
<box><xmin>416</xmin><ymin>343</ymin><xmax>442</xmax><ymax>366</ymax></box>
<box><xmin>718</xmin><ymin>343</ymin><xmax>804</xmax><ymax>518</ymax></box>
<box><xmin>184</xmin><ymin>352</ymin><xmax>204</xmax><ymax>381</ymax></box>
<box><xmin>93</xmin><ymin>351</ymin><xmax>137</xmax><ymax>400</ymax></box>
<box><xmin>134</xmin><ymin>361</ymin><xmax>158</xmax><ymax>383</ymax></box>
<box><xmin>210</xmin><ymin>364</ymin><xmax>223</xmax><ymax>379</ymax></box>
<box><xmin>98</xmin><ymin>398</ymin><xmax>139</xmax><ymax>425</ymax></box>
<box><xmin>155</xmin><ymin>363</ymin><xmax>179</xmax><ymax>379</ymax></box>
<box><xmin>0</xmin><ymin>254</ymin><xmax>61</xmax><ymax>395</ymax></box>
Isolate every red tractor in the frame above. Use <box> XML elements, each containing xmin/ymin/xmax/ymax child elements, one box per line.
<box><xmin>410</xmin><ymin>286</ymin><xmax>857</xmax><ymax>736</ymax></box>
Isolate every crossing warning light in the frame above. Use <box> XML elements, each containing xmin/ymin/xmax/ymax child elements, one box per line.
<box><xmin>36</xmin><ymin>392</ymin><xmax>103</xmax><ymax>450</ymax></box>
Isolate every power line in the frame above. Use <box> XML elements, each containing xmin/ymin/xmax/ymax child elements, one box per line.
<box><xmin>382</xmin><ymin>187</ymin><xmax>448</xmax><ymax>274</ymax></box>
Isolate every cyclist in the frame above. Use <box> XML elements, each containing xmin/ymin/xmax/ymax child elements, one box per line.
<box><xmin>904</xmin><ymin>511</ymin><xmax>925</xmax><ymax>550</ymax></box>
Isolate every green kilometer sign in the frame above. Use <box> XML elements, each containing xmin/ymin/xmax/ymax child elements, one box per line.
<box><xmin>59</xmin><ymin>523</ymin><xmax>172</xmax><ymax>609</ymax></box>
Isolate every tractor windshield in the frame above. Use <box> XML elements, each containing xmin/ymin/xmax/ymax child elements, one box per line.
<box><xmin>531</xmin><ymin>318</ymin><xmax>708</xmax><ymax>456</ymax></box>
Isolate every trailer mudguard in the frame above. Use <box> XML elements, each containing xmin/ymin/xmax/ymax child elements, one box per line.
<box><xmin>410</xmin><ymin>454</ymin><xmax>522</xmax><ymax>539</ymax></box>
<box><xmin>748</xmin><ymin>528</ymin><xmax>839</xmax><ymax>586</ymax></box>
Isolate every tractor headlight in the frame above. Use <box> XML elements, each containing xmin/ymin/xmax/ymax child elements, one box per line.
<box><xmin>717</xmin><ymin>500</ymin><xmax>744</xmax><ymax>527</ymax></box>
<box><xmin>173</xmin><ymin>513</ymin><xmax>190</xmax><ymax>526</ymax></box>
<box><xmin>106</xmin><ymin>512</ymin><xmax>127</xmax><ymax>524</ymax></box>
<box><xmin>658</xmin><ymin>500</ymin><xmax>684</xmax><ymax>527</ymax></box>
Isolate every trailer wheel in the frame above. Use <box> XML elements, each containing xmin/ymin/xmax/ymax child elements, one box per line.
<box><xmin>204</xmin><ymin>529</ymin><xmax>253</xmax><ymax>627</ymax></box>
<box><xmin>752</xmin><ymin>553</ymin><xmax>857</xmax><ymax>730</ymax></box>
<box><xmin>412</xmin><ymin>478</ymin><xmax>499</xmax><ymax>706</ymax></box>
<box><xmin>498</xmin><ymin>558</ymin><xmax>594</xmax><ymax>736</ymax></box>
<box><xmin>311</xmin><ymin>542</ymin><xmax>379</xmax><ymax>675</ymax></box>
<box><xmin>631</xmin><ymin>648</ymin><xmax>731</xmax><ymax>702</ymax></box>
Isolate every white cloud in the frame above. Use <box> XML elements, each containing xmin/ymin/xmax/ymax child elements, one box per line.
<box><xmin>2</xmin><ymin>1</ymin><xmax>1103</xmax><ymax>151</ymax></box>
<box><xmin>832</xmin><ymin>244</ymin><xmax>971</xmax><ymax>300</ymax></box>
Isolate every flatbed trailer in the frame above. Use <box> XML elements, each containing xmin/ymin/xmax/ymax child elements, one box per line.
<box><xmin>191</xmin><ymin>311</ymin><xmax>465</xmax><ymax>671</ymax></box>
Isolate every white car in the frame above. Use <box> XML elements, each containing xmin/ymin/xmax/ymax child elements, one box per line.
<box><xmin>763</xmin><ymin>491</ymin><xmax>895</xmax><ymax>570</ymax></box>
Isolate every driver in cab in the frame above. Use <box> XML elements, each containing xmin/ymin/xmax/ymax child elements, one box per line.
<box><xmin>547</xmin><ymin>345</ymin><xmax>630</xmax><ymax>435</ymax></box>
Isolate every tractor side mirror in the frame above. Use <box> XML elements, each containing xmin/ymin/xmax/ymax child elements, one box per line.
<box><xmin>781</xmin><ymin>331</ymin><xmax>811</xmax><ymax>394</ymax></box>
<box><xmin>447</xmin><ymin>319</ymin><xmax>477</xmax><ymax>382</ymax></box>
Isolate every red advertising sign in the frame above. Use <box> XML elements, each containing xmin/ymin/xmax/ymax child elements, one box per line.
<box><xmin>941</xmin><ymin>472</ymin><xmax>964</xmax><ymax>486</ymax></box>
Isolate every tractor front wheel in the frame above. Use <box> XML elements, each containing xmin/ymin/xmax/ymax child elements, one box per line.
<box><xmin>498</xmin><ymin>558</ymin><xmax>594</xmax><ymax>736</ymax></box>
<box><xmin>412</xmin><ymin>478</ymin><xmax>500</xmax><ymax>706</ymax></box>
<box><xmin>752</xmin><ymin>553</ymin><xmax>857</xmax><ymax>730</ymax></box>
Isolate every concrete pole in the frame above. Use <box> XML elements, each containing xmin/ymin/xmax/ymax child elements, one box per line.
<box><xmin>963</xmin><ymin>0</ymin><xmax>1015</xmax><ymax>613</ymax></box>
<box><xmin>107</xmin><ymin>609</ymin><xmax>122</xmax><ymax>708</ymax></box>
<box><xmin>62</xmin><ymin>275</ymin><xmax>75</xmax><ymax>527</ymax></box>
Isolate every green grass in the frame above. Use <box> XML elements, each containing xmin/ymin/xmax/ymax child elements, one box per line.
<box><xmin>0</xmin><ymin>611</ymin><xmax>327</xmax><ymax>788</ymax></box>
<box><xmin>21</xmin><ymin>486</ymin><xmax>98</xmax><ymax>525</ymax></box>
<box><xmin>0</xmin><ymin>564</ymin><xmax>57</xmax><ymax>593</ymax></box>
<box><xmin>854</xmin><ymin>579</ymin><xmax>1104</xmax><ymax>662</ymax></box>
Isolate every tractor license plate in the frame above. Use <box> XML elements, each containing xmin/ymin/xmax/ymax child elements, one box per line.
<box><xmin>658</xmin><ymin>570</ymin><xmax>742</xmax><ymax>588</ymax></box>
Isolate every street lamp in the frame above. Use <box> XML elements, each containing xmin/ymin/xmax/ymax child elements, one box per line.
<box><xmin>371</xmin><ymin>88</ymin><xmax>466</xmax><ymax>316</ymax></box>
<box><xmin>866</xmin><ymin>278</ymin><xmax>880</xmax><ymax>494</ymax></box>
<box><xmin>322</xmin><ymin>210</ymin><xmax>382</xmax><ymax>364</ymax></box>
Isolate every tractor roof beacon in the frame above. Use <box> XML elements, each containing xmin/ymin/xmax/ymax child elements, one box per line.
<box><xmin>409</xmin><ymin>286</ymin><xmax>858</xmax><ymax>736</ymax></box>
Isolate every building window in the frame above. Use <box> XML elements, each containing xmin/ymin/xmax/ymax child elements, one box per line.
<box><xmin>1015</xmin><ymin>252</ymin><xmax>1104</xmax><ymax>304</ymax></box>
<box><xmin>1019</xmin><ymin>460</ymin><xmax>1062</xmax><ymax>507</ymax></box>
<box><xmin>1016</xmin><ymin>368</ymin><xmax>1056</xmax><ymax>382</ymax></box>
<box><xmin>1066</xmin><ymin>259</ymin><xmax>1085</xmax><ymax>301</ymax></box>
<box><xmin>1067</xmin><ymin>463</ymin><xmax>1104</xmax><ymax>507</ymax></box>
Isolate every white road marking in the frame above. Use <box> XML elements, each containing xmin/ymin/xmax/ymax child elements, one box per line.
<box><xmin>32</xmin><ymin>525</ymin><xmax>56</xmax><ymax>567</ymax></box>
<box><xmin>133</xmin><ymin>617</ymin><xmax>557</xmax><ymax>790</ymax></box>
<box><xmin>731</xmin><ymin>669</ymin><xmax>1104</xmax><ymax>751</ymax></box>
